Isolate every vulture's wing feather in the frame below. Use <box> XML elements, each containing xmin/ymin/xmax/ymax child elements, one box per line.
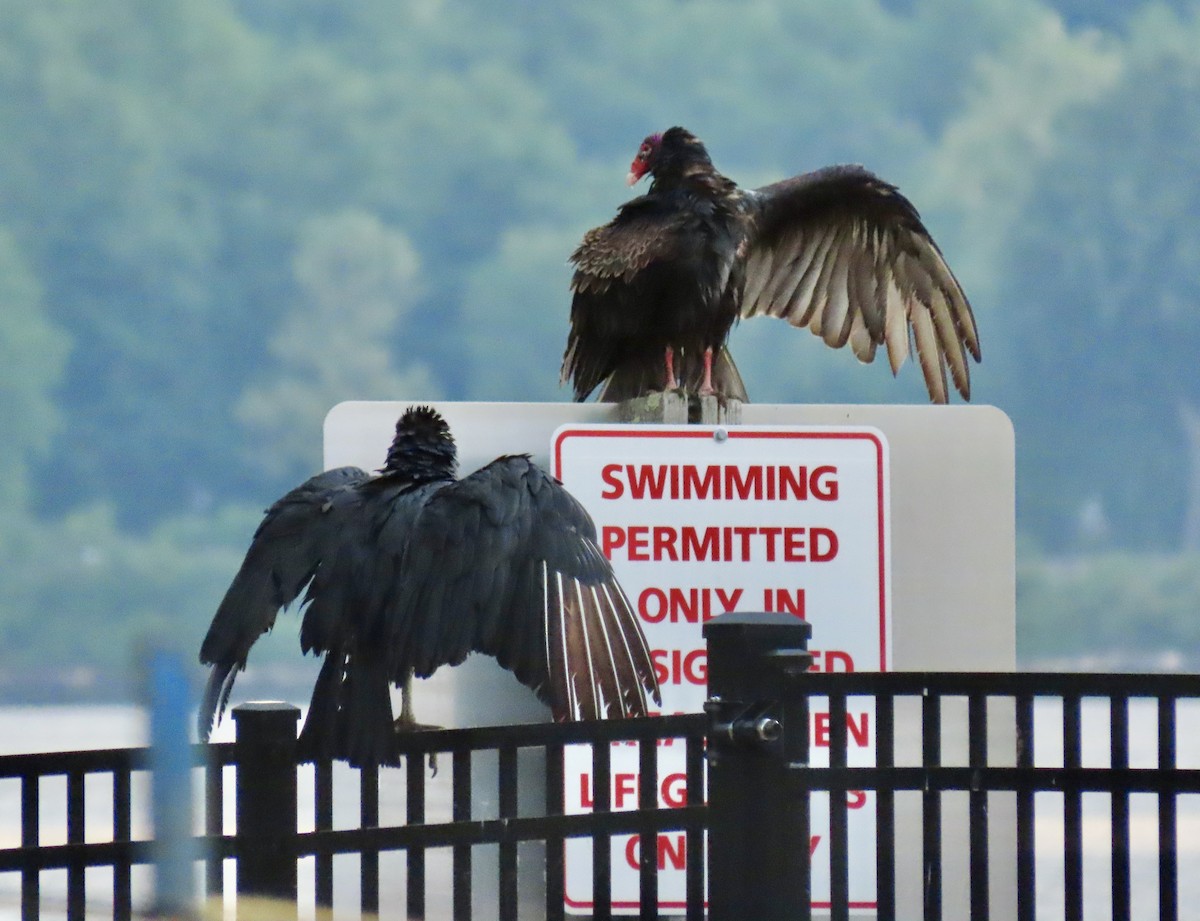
<box><xmin>742</xmin><ymin>165</ymin><xmax>979</xmax><ymax>402</ymax></box>
<box><xmin>563</xmin><ymin>196</ymin><xmax>702</xmax><ymax>400</ymax></box>
<box><xmin>569</xmin><ymin>194</ymin><xmax>690</xmax><ymax>289</ymax></box>
<box><xmin>387</xmin><ymin>457</ymin><xmax>660</xmax><ymax>720</ymax></box>
<box><xmin>197</xmin><ymin>466</ymin><xmax>370</xmax><ymax>740</ymax></box>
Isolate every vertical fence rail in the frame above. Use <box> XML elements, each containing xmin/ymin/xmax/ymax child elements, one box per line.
<box><xmin>637</xmin><ymin>736</ymin><xmax>658</xmax><ymax>920</ymax></box>
<box><xmin>591</xmin><ymin>736</ymin><xmax>612</xmax><ymax>921</ymax></box>
<box><xmin>113</xmin><ymin>766</ymin><xmax>132</xmax><ymax>921</ymax></box>
<box><xmin>922</xmin><ymin>689</ymin><xmax>942</xmax><ymax>921</ymax></box>
<box><xmin>498</xmin><ymin>745</ymin><xmax>519</xmax><ymax>921</ymax></box>
<box><xmin>544</xmin><ymin>741</ymin><xmax>565</xmax><ymax>921</ymax></box>
<box><xmin>1109</xmin><ymin>695</ymin><xmax>1130</xmax><ymax>921</ymax></box>
<box><xmin>1015</xmin><ymin>692</ymin><xmax>1034</xmax><ymax>921</ymax></box>
<box><xmin>204</xmin><ymin>760</ymin><xmax>222</xmax><ymax>900</ymax></box>
<box><xmin>21</xmin><ymin>773</ymin><xmax>37</xmax><ymax>921</ymax></box>
<box><xmin>409</xmin><ymin>749</ymin><xmax>428</xmax><ymax>920</ymax></box>
<box><xmin>828</xmin><ymin>690</ymin><xmax>849</xmax><ymax>921</ymax></box>
<box><xmin>1063</xmin><ymin>692</ymin><xmax>1083</xmax><ymax>921</ymax></box>
<box><xmin>684</xmin><ymin>732</ymin><xmax>705</xmax><ymax>921</ymax></box>
<box><xmin>875</xmin><ymin>692</ymin><xmax>896</xmax><ymax>921</ymax></box>
<box><xmin>967</xmin><ymin>693</ymin><xmax>988</xmax><ymax>921</ymax></box>
<box><xmin>314</xmin><ymin>759</ymin><xmax>334</xmax><ymax>908</ymax></box>
<box><xmin>452</xmin><ymin>748</ymin><xmax>471</xmax><ymax>921</ymax></box>
<box><xmin>792</xmin><ymin>685</ymin><xmax>812</xmax><ymax>921</ymax></box>
<box><xmin>1158</xmin><ymin>696</ymin><xmax>1178</xmax><ymax>921</ymax></box>
<box><xmin>66</xmin><ymin>768</ymin><xmax>84</xmax><ymax>921</ymax></box>
<box><xmin>359</xmin><ymin>767</ymin><xmax>380</xmax><ymax>915</ymax></box>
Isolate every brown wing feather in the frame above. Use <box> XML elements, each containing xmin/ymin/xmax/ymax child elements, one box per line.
<box><xmin>569</xmin><ymin>198</ymin><xmax>687</xmax><ymax>289</ymax></box>
<box><xmin>543</xmin><ymin>559</ymin><xmax>658</xmax><ymax>721</ymax></box>
<box><xmin>741</xmin><ymin>165</ymin><xmax>979</xmax><ymax>402</ymax></box>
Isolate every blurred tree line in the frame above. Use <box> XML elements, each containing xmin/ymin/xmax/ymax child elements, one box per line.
<box><xmin>2</xmin><ymin>0</ymin><xmax>1200</xmax><ymax>692</ymax></box>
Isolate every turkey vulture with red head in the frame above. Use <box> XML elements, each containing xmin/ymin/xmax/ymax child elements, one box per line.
<box><xmin>198</xmin><ymin>406</ymin><xmax>660</xmax><ymax>767</ymax></box>
<box><xmin>562</xmin><ymin>127</ymin><xmax>980</xmax><ymax>403</ymax></box>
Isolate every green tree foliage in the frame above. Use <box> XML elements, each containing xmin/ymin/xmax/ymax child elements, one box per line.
<box><xmin>3</xmin><ymin>0</ymin><xmax>1200</xmax><ymax>686</ymax></box>
<box><xmin>237</xmin><ymin>209</ymin><xmax>437</xmax><ymax>485</ymax></box>
<box><xmin>1019</xmin><ymin>552</ymin><xmax>1200</xmax><ymax>665</ymax></box>
<box><xmin>974</xmin><ymin>4</ymin><xmax>1200</xmax><ymax>549</ymax></box>
<box><xmin>0</xmin><ymin>230</ymin><xmax>69</xmax><ymax>510</ymax></box>
<box><xmin>459</xmin><ymin>224</ymin><xmax>580</xmax><ymax>403</ymax></box>
<box><xmin>0</xmin><ymin>500</ymin><xmax>318</xmax><ymax>692</ymax></box>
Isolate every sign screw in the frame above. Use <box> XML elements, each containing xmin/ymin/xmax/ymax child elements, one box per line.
<box><xmin>714</xmin><ymin>428</ymin><xmax>728</xmax><ymax>443</ymax></box>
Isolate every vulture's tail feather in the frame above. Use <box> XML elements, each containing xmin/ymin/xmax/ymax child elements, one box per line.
<box><xmin>340</xmin><ymin>655</ymin><xmax>400</xmax><ymax>768</ymax></box>
<box><xmin>296</xmin><ymin>654</ymin><xmax>346</xmax><ymax>763</ymax></box>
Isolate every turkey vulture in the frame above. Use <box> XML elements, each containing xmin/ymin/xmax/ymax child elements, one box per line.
<box><xmin>198</xmin><ymin>405</ymin><xmax>660</xmax><ymax>766</ymax></box>
<box><xmin>562</xmin><ymin>126</ymin><xmax>980</xmax><ymax>404</ymax></box>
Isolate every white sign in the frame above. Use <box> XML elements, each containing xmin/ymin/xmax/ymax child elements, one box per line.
<box><xmin>552</xmin><ymin>424</ymin><xmax>891</xmax><ymax>914</ymax></box>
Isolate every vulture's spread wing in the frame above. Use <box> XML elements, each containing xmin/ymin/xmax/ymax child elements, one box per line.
<box><xmin>386</xmin><ymin>456</ymin><xmax>660</xmax><ymax>720</ymax></box>
<box><xmin>197</xmin><ymin>465</ymin><xmax>370</xmax><ymax>740</ymax></box>
<box><xmin>741</xmin><ymin>165</ymin><xmax>980</xmax><ymax>402</ymax></box>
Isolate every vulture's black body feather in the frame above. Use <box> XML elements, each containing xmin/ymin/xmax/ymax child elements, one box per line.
<box><xmin>198</xmin><ymin>406</ymin><xmax>659</xmax><ymax>766</ymax></box>
<box><xmin>563</xmin><ymin>127</ymin><xmax>980</xmax><ymax>404</ymax></box>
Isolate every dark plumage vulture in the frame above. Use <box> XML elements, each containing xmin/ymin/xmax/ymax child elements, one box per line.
<box><xmin>198</xmin><ymin>406</ymin><xmax>660</xmax><ymax>767</ymax></box>
<box><xmin>562</xmin><ymin>126</ymin><xmax>980</xmax><ymax>404</ymax></box>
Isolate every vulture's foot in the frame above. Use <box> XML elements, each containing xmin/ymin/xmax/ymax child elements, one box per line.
<box><xmin>393</xmin><ymin>713</ymin><xmax>442</xmax><ymax>775</ymax></box>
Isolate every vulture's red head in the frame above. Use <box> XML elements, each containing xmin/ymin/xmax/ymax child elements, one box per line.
<box><xmin>626</xmin><ymin>132</ymin><xmax>663</xmax><ymax>186</ymax></box>
<box><xmin>625</xmin><ymin>127</ymin><xmax>709</xmax><ymax>186</ymax></box>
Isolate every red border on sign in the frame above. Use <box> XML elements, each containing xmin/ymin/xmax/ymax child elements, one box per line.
<box><xmin>554</xmin><ymin>426</ymin><xmax>889</xmax><ymax>913</ymax></box>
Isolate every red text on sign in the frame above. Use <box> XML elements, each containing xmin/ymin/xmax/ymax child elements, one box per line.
<box><xmin>624</xmin><ymin>834</ymin><xmax>687</xmax><ymax>871</ymax></box>
<box><xmin>808</xmin><ymin>649</ymin><xmax>855</xmax><ymax>672</ymax></box>
<box><xmin>651</xmin><ymin>648</ymin><xmax>707</xmax><ymax>686</ymax></box>
<box><xmin>602</xmin><ymin>525</ymin><xmax>839</xmax><ymax>563</ymax></box>
<box><xmin>579</xmin><ymin>772</ymin><xmax>689</xmax><ymax>809</ymax></box>
<box><xmin>599</xmin><ymin>464</ymin><xmax>839</xmax><ymax>502</ymax></box>
<box><xmin>638</xmin><ymin>586</ymin><xmax>742</xmax><ymax>623</ymax></box>
<box><xmin>763</xmin><ymin>587</ymin><xmax>806</xmax><ymax>617</ymax></box>
<box><xmin>812</xmin><ymin>711</ymin><xmax>871</xmax><ymax>747</ymax></box>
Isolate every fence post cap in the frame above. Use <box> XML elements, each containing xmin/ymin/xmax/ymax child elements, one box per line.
<box><xmin>231</xmin><ymin>701</ymin><xmax>301</xmax><ymax>721</ymax></box>
<box><xmin>702</xmin><ymin>611</ymin><xmax>812</xmax><ymax>640</ymax></box>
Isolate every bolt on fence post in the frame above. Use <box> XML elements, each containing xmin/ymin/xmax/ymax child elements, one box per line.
<box><xmin>232</xmin><ymin>702</ymin><xmax>300</xmax><ymax>914</ymax></box>
<box><xmin>704</xmin><ymin>612</ymin><xmax>813</xmax><ymax>921</ymax></box>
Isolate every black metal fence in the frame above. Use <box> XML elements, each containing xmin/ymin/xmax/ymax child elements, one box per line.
<box><xmin>0</xmin><ymin>612</ymin><xmax>1197</xmax><ymax>920</ymax></box>
<box><xmin>211</xmin><ymin>704</ymin><xmax>708</xmax><ymax>920</ymax></box>
<box><xmin>703</xmin><ymin>613</ymin><xmax>1200</xmax><ymax>921</ymax></box>
<box><xmin>776</xmin><ymin>669</ymin><xmax>1200</xmax><ymax>921</ymax></box>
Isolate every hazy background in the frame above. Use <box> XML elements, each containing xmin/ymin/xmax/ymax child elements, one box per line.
<box><xmin>2</xmin><ymin>0</ymin><xmax>1199</xmax><ymax>701</ymax></box>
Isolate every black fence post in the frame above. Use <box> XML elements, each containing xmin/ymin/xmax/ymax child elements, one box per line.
<box><xmin>704</xmin><ymin>612</ymin><xmax>813</xmax><ymax>921</ymax></box>
<box><xmin>231</xmin><ymin>702</ymin><xmax>300</xmax><ymax>914</ymax></box>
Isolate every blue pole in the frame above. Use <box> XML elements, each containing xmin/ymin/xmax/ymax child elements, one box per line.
<box><xmin>145</xmin><ymin>646</ymin><xmax>197</xmax><ymax>917</ymax></box>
